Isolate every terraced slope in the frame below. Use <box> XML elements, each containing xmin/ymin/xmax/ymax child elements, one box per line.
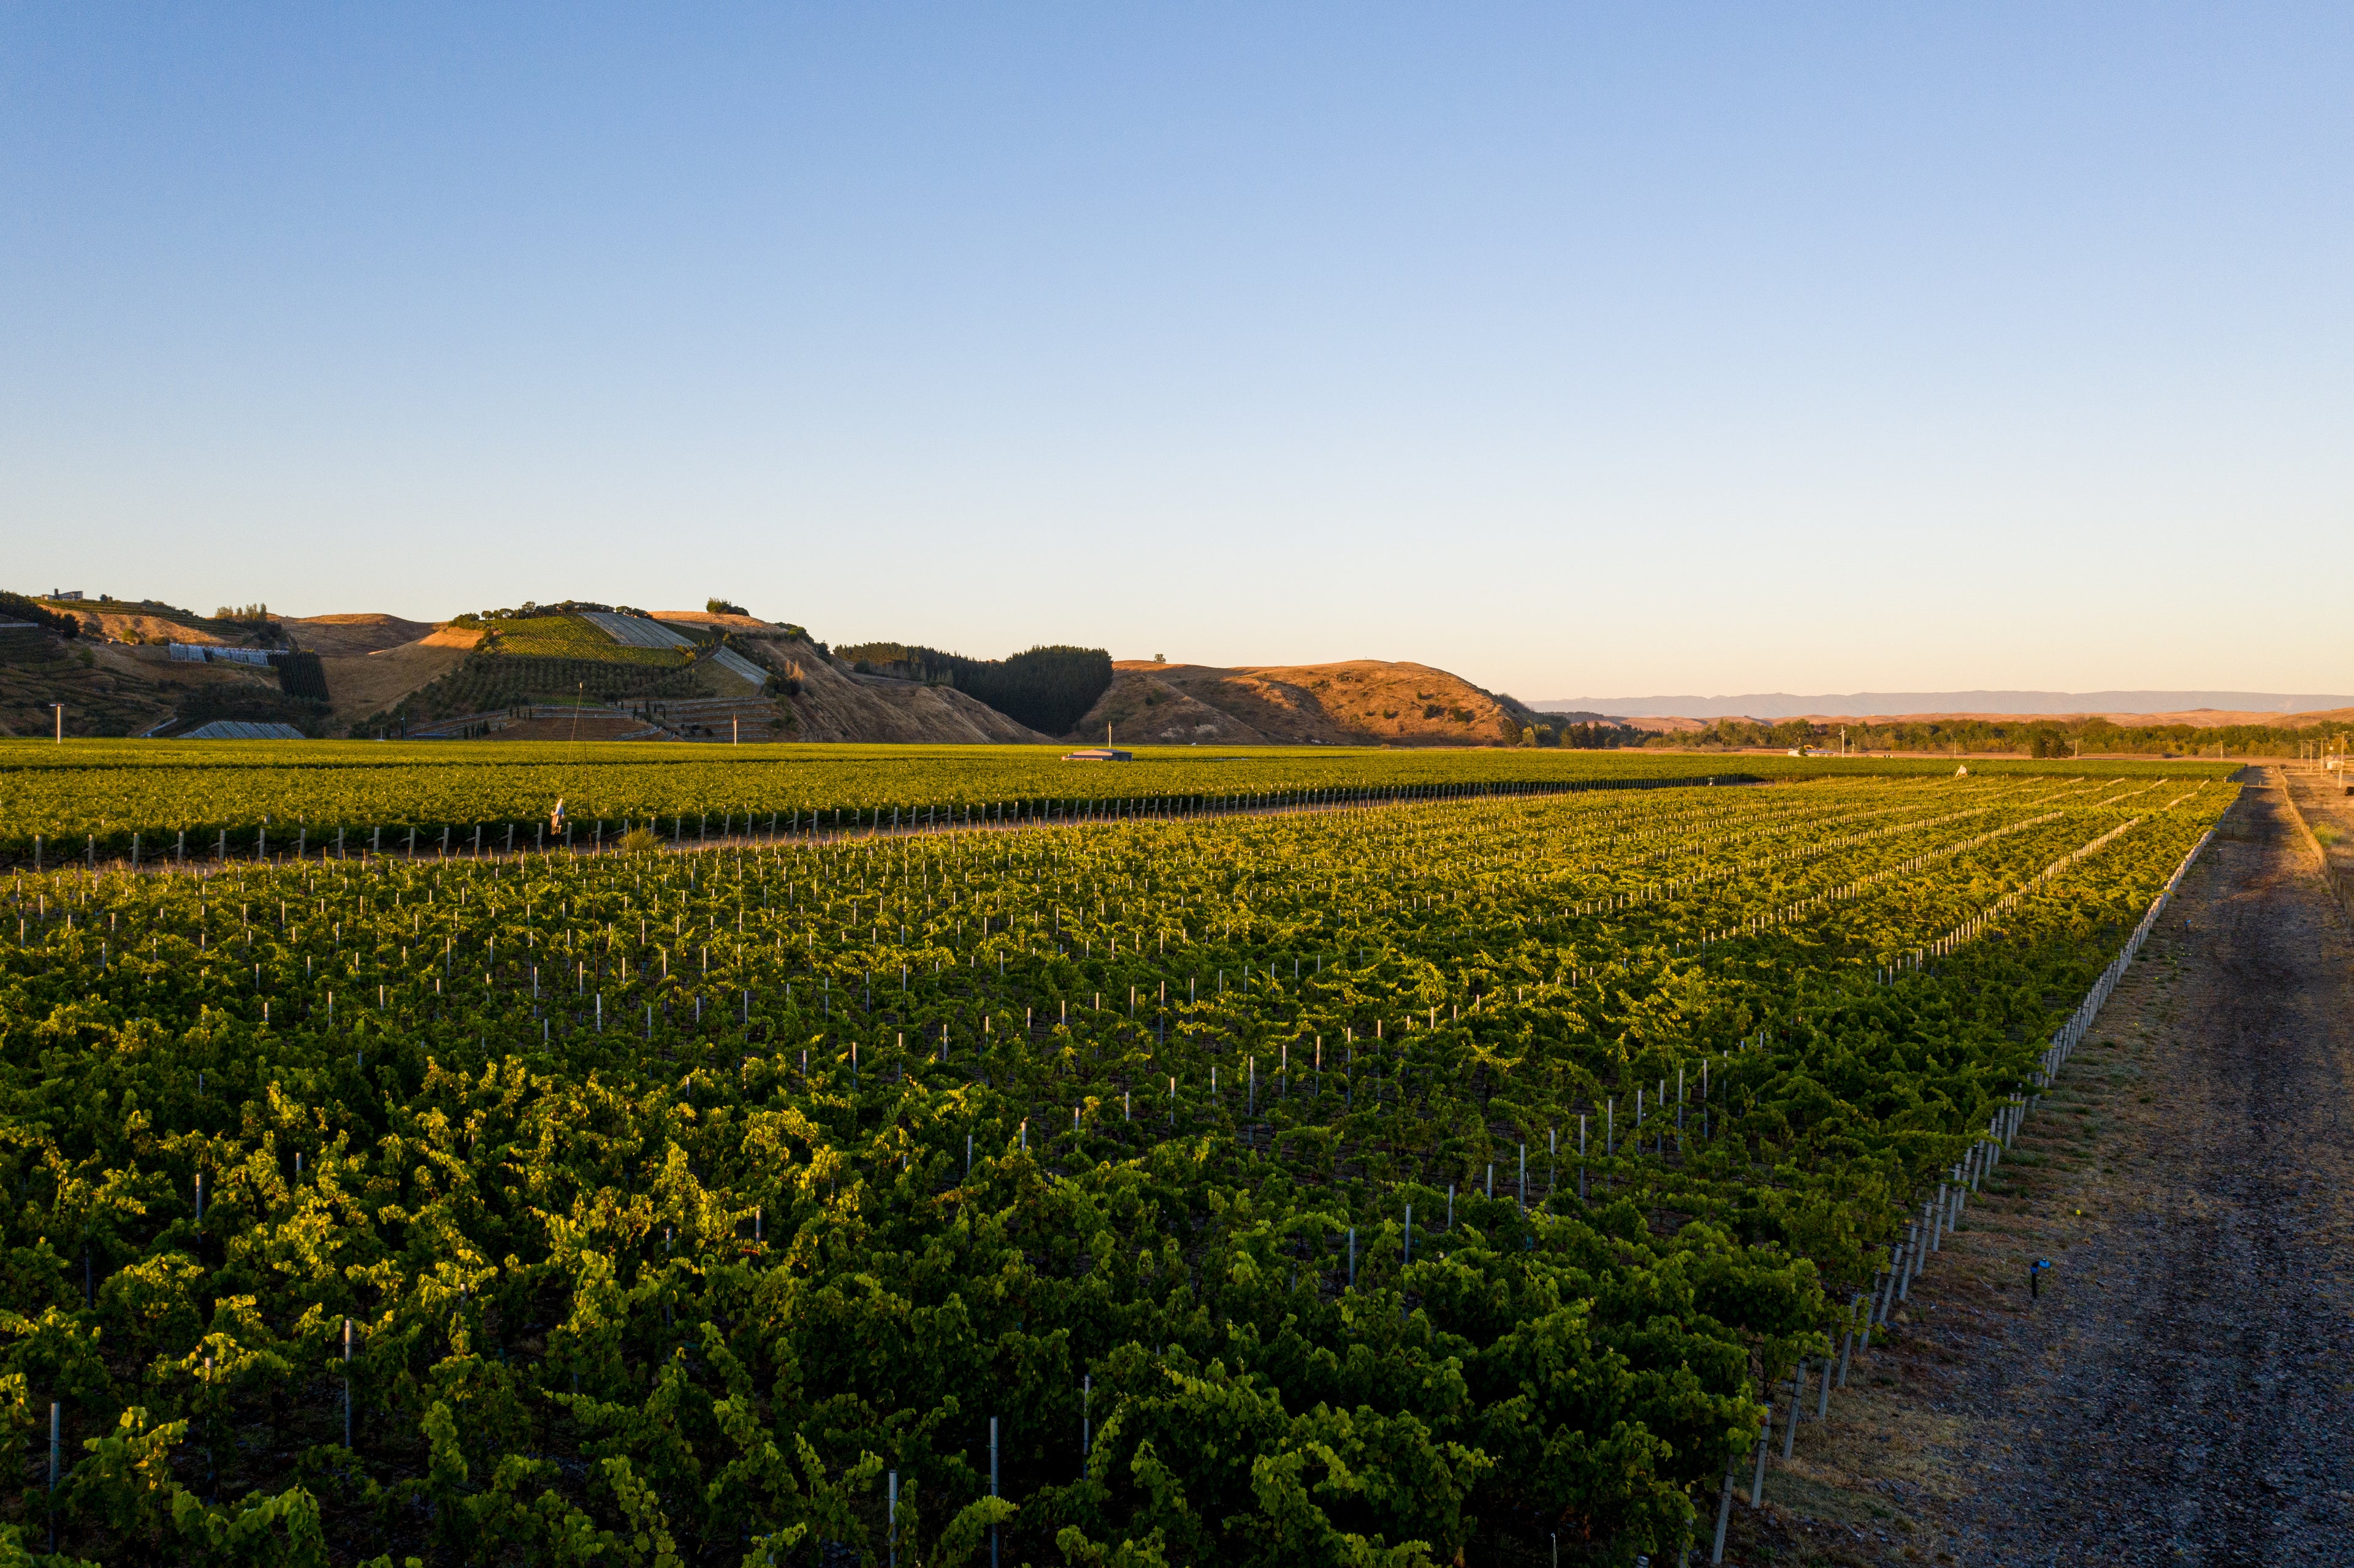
<box><xmin>662</xmin><ymin>615</ymin><xmax>1051</xmax><ymax>744</ymax></box>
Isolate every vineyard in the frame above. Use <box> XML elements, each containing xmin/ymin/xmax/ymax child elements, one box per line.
<box><xmin>389</xmin><ymin>657</ymin><xmax>714</xmax><ymax>726</ymax></box>
<box><xmin>0</xmin><ymin>740</ymin><xmax>2230</xmax><ymax>866</ymax></box>
<box><xmin>0</xmin><ymin>761</ymin><xmax>2234</xmax><ymax>1565</ymax></box>
<box><xmin>467</xmin><ymin>617</ymin><xmax>686</xmax><ymax>667</ymax></box>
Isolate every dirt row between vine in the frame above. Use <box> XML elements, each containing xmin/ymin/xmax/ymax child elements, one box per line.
<box><xmin>1716</xmin><ymin>767</ymin><xmax>2354</xmax><ymax>1567</ymax></box>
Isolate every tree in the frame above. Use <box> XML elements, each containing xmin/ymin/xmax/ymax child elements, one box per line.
<box><xmin>0</xmin><ymin>592</ymin><xmax>77</xmax><ymax>639</ymax></box>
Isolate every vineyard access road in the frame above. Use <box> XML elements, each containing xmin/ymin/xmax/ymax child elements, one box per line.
<box><xmin>1732</xmin><ymin>769</ymin><xmax>2354</xmax><ymax>1566</ymax></box>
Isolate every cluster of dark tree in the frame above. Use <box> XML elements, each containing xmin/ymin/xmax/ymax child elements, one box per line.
<box><xmin>1559</xmin><ymin>721</ymin><xmax>1639</xmax><ymax>749</ymax></box>
<box><xmin>173</xmin><ymin>679</ymin><xmax>328</xmax><ymax>736</ymax></box>
<box><xmin>839</xmin><ymin>642</ymin><xmax>1115</xmax><ymax>734</ymax></box>
<box><xmin>455</xmin><ymin>601</ymin><xmax>653</xmax><ymax>624</ymax></box>
<box><xmin>0</xmin><ymin>592</ymin><xmax>80</xmax><ymax>639</ymax></box>
<box><xmin>844</xmin><ymin>644</ymin><xmax>907</xmax><ymax>674</ymax></box>
<box><xmin>269</xmin><ymin>649</ymin><xmax>330</xmax><ymax>702</ymax></box>
<box><xmin>2056</xmin><ymin>717</ymin><xmax>2350</xmax><ymax>756</ymax></box>
<box><xmin>1663</xmin><ymin>714</ymin><xmax>2343</xmax><ymax>757</ymax></box>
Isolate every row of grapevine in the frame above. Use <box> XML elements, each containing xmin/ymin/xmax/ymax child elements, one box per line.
<box><xmin>0</xmin><ymin>739</ymin><xmax>2233</xmax><ymax>861</ymax></box>
<box><xmin>0</xmin><ymin>770</ymin><xmax>2234</xmax><ymax>1564</ymax></box>
<box><xmin>7</xmin><ymin>772</ymin><xmax>1726</xmax><ymax>870</ymax></box>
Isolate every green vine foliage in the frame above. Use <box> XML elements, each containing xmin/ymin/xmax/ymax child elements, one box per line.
<box><xmin>0</xmin><ymin>771</ymin><xmax>2230</xmax><ymax>1562</ymax></box>
<box><xmin>0</xmin><ymin>739</ymin><xmax>2229</xmax><ymax>861</ymax></box>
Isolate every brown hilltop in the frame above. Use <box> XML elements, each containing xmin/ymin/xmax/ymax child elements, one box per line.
<box><xmin>277</xmin><ymin>615</ymin><xmax>474</xmax><ymax>728</ymax></box>
<box><xmin>283</xmin><ymin>613</ymin><xmax>440</xmax><ymax>657</ymax></box>
<box><xmin>1073</xmin><ymin>659</ymin><xmax>1526</xmax><ymax>747</ymax></box>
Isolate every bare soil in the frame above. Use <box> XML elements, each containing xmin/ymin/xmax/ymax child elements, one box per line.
<box><xmin>1715</xmin><ymin>768</ymin><xmax>2354</xmax><ymax>1566</ymax></box>
<box><xmin>2283</xmin><ymin>769</ymin><xmax>2354</xmax><ymax>896</ymax></box>
<box><xmin>282</xmin><ymin>613</ymin><xmax>440</xmax><ymax>657</ymax></box>
<box><xmin>69</xmin><ymin>609</ymin><xmax>236</xmax><ymax>645</ymax></box>
<box><xmin>649</xmin><ymin>610</ymin><xmax>776</xmax><ymax>631</ymax></box>
<box><xmin>727</xmin><ymin>634</ymin><xmax>1050</xmax><ymax>744</ymax></box>
<box><xmin>464</xmin><ymin>712</ymin><xmax>648</xmax><ymax>742</ymax></box>
<box><xmin>318</xmin><ymin>642</ymin><xmax>474</xmax><ymax>728</ymax></box>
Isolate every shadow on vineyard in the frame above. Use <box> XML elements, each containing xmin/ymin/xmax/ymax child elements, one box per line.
<box><xmin>0</xmin><ymin>746</ymin><xmax>2230</xmax><ymax>869</ymax></box>
<box><xmin>360</xmin><ymin>653</ymin><xmax>718</xmax><ymax>733</ymax></box>
<box><xmin>0</xmin><ymin>763</ymin><xmax>2234</xmax><ymax>1566</ymax></box>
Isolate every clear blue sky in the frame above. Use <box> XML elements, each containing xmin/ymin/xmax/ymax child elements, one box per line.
<box><xmin>6</xmin><ymin>5</ymin><xmax>2348</xmax><ymax>701</ymax></box>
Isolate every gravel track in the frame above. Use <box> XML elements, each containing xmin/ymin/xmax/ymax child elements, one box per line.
<box><xmin>1935</xmin><ymin>771</ymin><xmax>2354</xmax><ymax>1566</ymax></box>
<box><xmin>1721</xmin><ymin>770</ymin><xmax>2354</xmax><ymax>1567</ymax></box>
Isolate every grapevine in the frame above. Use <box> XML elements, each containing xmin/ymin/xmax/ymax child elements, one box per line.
<box><xmin>0</xmin><ymin>768</ymin><xmax>2233</xmax><ymax>1564</ymax></box>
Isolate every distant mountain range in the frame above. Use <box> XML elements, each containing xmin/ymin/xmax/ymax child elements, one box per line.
<box><xmin>1536</xmin><ymin>690</ymin><xmax>2354</xmax><ymax>720</ymax></box>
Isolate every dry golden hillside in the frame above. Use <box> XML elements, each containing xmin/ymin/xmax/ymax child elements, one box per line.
<box><xmin>1075</xmin><ymin>659</ymin><xmax>1526</xmax><ymax>747</ymax></box>
<box><xmin>717</xmin><ymin>626</ymin><xmax>1053</xmax><ymax>744</ymax></box>
<box><xmin>9</xmin><ymin>595</ymin><xmax>1560</xmax><ymax>747</ymax></box>
<box><xmin>318</xmin><ymin>636</ymin><xmax>480</xmax><ymax>728</ymax></box>
<box><xmin>276</xmin><ymin>614</ymin><xmax>475</xmax><ymax>726</ymax></box>
<box><xmin>284</xmin><ymin>613</ymin><xmax>439</xmax><ymax>657</ymax></box>
<box><xmin>652</xmin><ymin>611</ymin><xmax>775</xmax><ymax>634</ymax></box>
<box><xmin>278</xmin><ymin>607</ymin><xmax>1049</xmax><ymax>743</ymax></box>
<box><xmin>0</xmin><ymin>636</ymin><xmax>319</xmax><ymax>738</ymax></box>
<box><xmin>67</xmin><ymin>609</ymin><xmax>233</xmax><ymax>647</ymax></box>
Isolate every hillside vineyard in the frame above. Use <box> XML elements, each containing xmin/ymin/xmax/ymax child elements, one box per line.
<box><xmin>0</xmin><ymin>772</ymin><xmax>2230</xmax><ymax>1564</ymax></box>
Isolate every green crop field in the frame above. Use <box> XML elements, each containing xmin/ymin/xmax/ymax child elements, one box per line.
<box><xmin>0</xmin><ymin>739</ymin><xmax>2233</xmax><ymax>864</ymax></box>
<box><xmin>388</xmin><ymin>656</ymin><xmax>711</xmax><ymax>728</ymax></box>
<box><xmin>0</xmin><ymin>759</ymin><xmax>2233</xmax><ymax>1563</ymax></box>
<box><xmin>349</xmin><ymin>616</ymin><xmax>717</xmax><ymax>733</ymax></box>
<box><xmin>474</xmin><ymin>615</ymin><xmax>683</xmax><ymax>666</ymax></box>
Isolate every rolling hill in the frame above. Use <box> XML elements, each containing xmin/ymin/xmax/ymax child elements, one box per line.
<box><xmin>1</xmin><ymin>596</ymin><xmax>318</xmax><ymax>739</ymax></box>
<box><xmin>0</xmin><ymin>590</ymin><xmax>1599</xmax><ymax>747</ymax></box>
<box><xmin>14</xmin><ymin>592</ymin><xmax>2345</xmax><ymax>753</ymax></box>
<box><xmin>288</xmin><ymin>615</ymin><xmax>481</xmax><ymax>731</ymax></box>
<box><xmin>656</xmin><ymin>613</ymin><xmax>1048</xmax><ymax>744</ymax></box>
<box><xmin>1070</xmin><ymin>659</ymin><xmax>1539</xmax><ymax>747</ymax></box>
